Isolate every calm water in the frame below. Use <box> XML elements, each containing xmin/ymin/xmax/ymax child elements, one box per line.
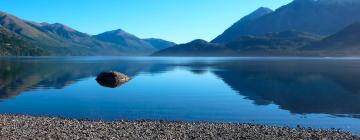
<box><xmin>1</xmin><ymin>57</ymin><xmax>360</xmax><ymax>133</ymax></box>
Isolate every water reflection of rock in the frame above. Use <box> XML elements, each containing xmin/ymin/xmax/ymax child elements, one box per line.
<box><xmin>210</xmin><ymin>60</ymin><xmax>360</xmax><ymax>117</ymax></box>
<box><xmin>0</xmin><ymin>58</ymin><xmax>170</xmax><ymax>100</ymax></box>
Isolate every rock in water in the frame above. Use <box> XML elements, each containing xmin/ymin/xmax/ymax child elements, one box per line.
<box><xmin>96</xmin><ymin>71</ymin><xmax>131</xmax><ymax>88</ymax></box>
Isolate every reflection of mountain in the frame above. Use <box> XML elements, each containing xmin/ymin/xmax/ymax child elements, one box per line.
<box><xmin>210</xmin><ymin>60</ymin><xmax>360</xmax><ymax>117</ymax></box>
<box><xmin>0</xmin><ymin>58</ymin><xmax>171</xmax><ymax>100</ymax></box>
<box><xmin>2</xmin><ymin>58</ymin><xmax>360</xmax><ymax>119</ymax></box>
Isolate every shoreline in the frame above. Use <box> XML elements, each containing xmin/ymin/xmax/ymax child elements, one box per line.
<box><xmin>0</xmin><ymin>115</ymin><xmax>358</xmax><ymax>139</ymax></box>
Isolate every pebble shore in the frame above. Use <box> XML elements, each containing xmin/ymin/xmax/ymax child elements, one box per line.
<box><xmin>0</xmin><ymin>115</ymin><xmax>358</xmax><ymax>140</ymax></box>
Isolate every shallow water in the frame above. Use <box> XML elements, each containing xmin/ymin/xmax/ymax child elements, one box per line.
<box><xmin>1</xmin><ymin>56</ymin><xmax>360</xmax><ymax>134</ymax></box>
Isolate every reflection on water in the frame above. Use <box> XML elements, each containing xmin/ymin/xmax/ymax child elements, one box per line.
<box><xmin>0</xmin><ymin>57</ymin><xmax>170</xmax><ymax>100</ymax></box>
<box><xmin>213</xmin><ymin>60</ymin><xmax>360</xmax><ymax>117</ymax></box>
<box><xmin>1</xmin><ymin>57</ymin><xmax>360</xmax><ymax>133</ymax></box>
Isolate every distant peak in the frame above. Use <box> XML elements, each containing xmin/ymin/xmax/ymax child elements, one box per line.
<box><xmin>95</xmin><ymin>28</ymin><xmax>139</xmax><ymax>40</ymax></box>
<box><xmin>248</xmin><ymin>7</ymin><xmax>273</xmax><ymax>16</ymax></box>
<box><xmin>190</xmin><ymin>39</ymin><xmax>208</xmax><ymax>44</ymax></box>
<box><xmin>254</xmin><ymin>7</ymin><xmax>273</xmax><ymax>13</ymax></box>
<box><xmin>42</xmin><ymin>23</ymin><xmax>76</xmax><ymax>32</ymax></box>
<box><xmin>50</xmin><ymin>23</ymin><xmax>68</xmax><ymax>28</ymax></box>
<box><xmin>187</xmin><ymin>39</ymin><xmax>213</xmax><ymax>46</ymax></box>
<box><xmin>101</xmin><ymin>29</ymin><xmax>138</xmax><ymax>37</ymax></box>
<box><xmin>243</xmin><ymin>7</ymin><xmax>273</xmax><ymax>21</ymax></box>
<box><xmin>110</xmin><ymin>29</ymin><xmax>125</xmax><ymax>33</ymax></box>
<box><xmin>102</xmin><ymin>29</ymin><xmax>131</xmax><ymax>36</ymax></box>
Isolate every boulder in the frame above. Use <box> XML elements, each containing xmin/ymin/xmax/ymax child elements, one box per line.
<box><xmin>96</xmin><ymin>71</ymin><xmax>131</xmax><ymax>88</ymax></box>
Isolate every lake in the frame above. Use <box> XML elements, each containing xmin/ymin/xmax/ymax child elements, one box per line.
<box><xmin>1</xmin><ymin>57</ymin><xmax>360</xmax><ymax>134</ymax></box>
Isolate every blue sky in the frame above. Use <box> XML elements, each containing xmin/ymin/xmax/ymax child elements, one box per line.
<box><xmin>0</xmin><ymin>0</ymin><xmax>292</xmax><ymax>43</ymax></box>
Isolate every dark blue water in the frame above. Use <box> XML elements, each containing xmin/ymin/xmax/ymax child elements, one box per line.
<box><xmin>1</xmin><ymin>57</ymin><xmax>360</xmax><ymax>134</ymax></box>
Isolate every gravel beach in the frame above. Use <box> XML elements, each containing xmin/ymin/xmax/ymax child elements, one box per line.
<box><xmin>0</xmin><ymin>115</ymin><xmax>358</xmax><ymax>140</ymax></box>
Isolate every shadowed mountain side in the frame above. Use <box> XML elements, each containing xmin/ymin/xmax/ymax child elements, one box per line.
<box><xmin>0</xmin><ymin>59</ymin><xmax>172</xmax><ymax>100</ymax></box>
<box><xmin>224</xmin><ymin>30</ymin><xmax>322</xmax><ymax>55</ymax></box>
<box><xmin>212</xmin><ymin>7</ymin><xmax>273</xmax><ymax>43</ymax></box>
<box><xmin>152</xmin><ymin>39</ymin><xmax>232</xmax><ymax>56</ymax></box>
<box><xmin>302</xmin><ymin>22</ymin><xmax>360</xmax><ymax>55</ymax></box>
<box><xmin>143</xmin><ymin>38</ymin><xmax>176</xmax><ymax>50</ymax></box>
<box><xmin>210</xmin><ymin>60</ymin><xmax>360</xmax><ymax>117</ymax></box>
<box><xmin>153</xmin><ymin>31</ymin><xmax>323</xmax><ymax>56</ymax></box>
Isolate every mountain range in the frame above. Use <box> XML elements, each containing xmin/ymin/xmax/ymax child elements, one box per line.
<box><xmin>153</xmin><ymin>31</ymin><xmax>323</xmax><ymax>56</ymax></box>
<box><xmin>213</xmin><ymin>0</ymin><xmax>360</xmax><ymax>43</ymax></box>
<box><xmin>155</xmin><ymin>0</ymin><xmax>360</xmax><ymax>56</ymax></box>
<box><xmin>0</xmin><ymin>11</ymin><xmax>175</xmax><ymax>56</ymax></box>
<box><xmin>2</xmin><ymin>0</ymin><xmax>360</xmax><ymax>56</ymax></box>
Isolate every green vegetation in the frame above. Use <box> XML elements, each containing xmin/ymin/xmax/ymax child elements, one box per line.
<box><xmin>0</xmin><ymin>27</ymin><xmax>47</xmax><ymax>56</ymax></box>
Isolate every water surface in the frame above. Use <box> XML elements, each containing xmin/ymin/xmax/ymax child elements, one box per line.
<box><xmin>1</xmin><ymin>57</ymin><xmax>360</xmax><ymax>134</ymax></box>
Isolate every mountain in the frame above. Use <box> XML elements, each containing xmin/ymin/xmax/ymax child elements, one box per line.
<box><xmin>143</xmin><ymin>38</ymin><xmax>176</xmax><ymax>50</ymax></box>
<box><xmin>225</xmin><ymin>30</ymin><xmax>322</xmax><ymax>55</ymax></box>
<box><xmin>212</xmin><ymin>7</ymin><xmax>273</xmax><ymax>43</ymax></box>
<box><xmin>212</xmin><ymin>0</ymin><xmax>360</xmax><ymax>43</ymax></box>
<box><xmin>0</xmin><ymin>11</ymin><xmax>124</xmax><ymax>55</ymax></box>
<box><xmin>0</xmin><ymin>11</ymin><xmax>166</xmax><ymax>55</ymax></box>
<box><xmin>94</xmin><ymin>29</ymin><xmax>156</xmax><ymax>53</ymax></box>
<box><xmin>303</xmin><ymin>22</ymin><xmax>360</xmax><ymax>54</ymax></box>
<box><xmin>0</xmin><ymin>26</ymin><xmax>47</xmax><ymax>56</ymax></box>
<box><xmin>152</xmin><ymin>39</ymin><xmax>228</xmax><ymax>56</ymax></box>
<box><xmin>153</xmin><ymin>31</ymin><xmax>322</xmax><ymax>56</ymax></box>
<box><xmin>0</xmin><ymin>12</ymin><xmax>60</xmax><ymax>47</ymax></box>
